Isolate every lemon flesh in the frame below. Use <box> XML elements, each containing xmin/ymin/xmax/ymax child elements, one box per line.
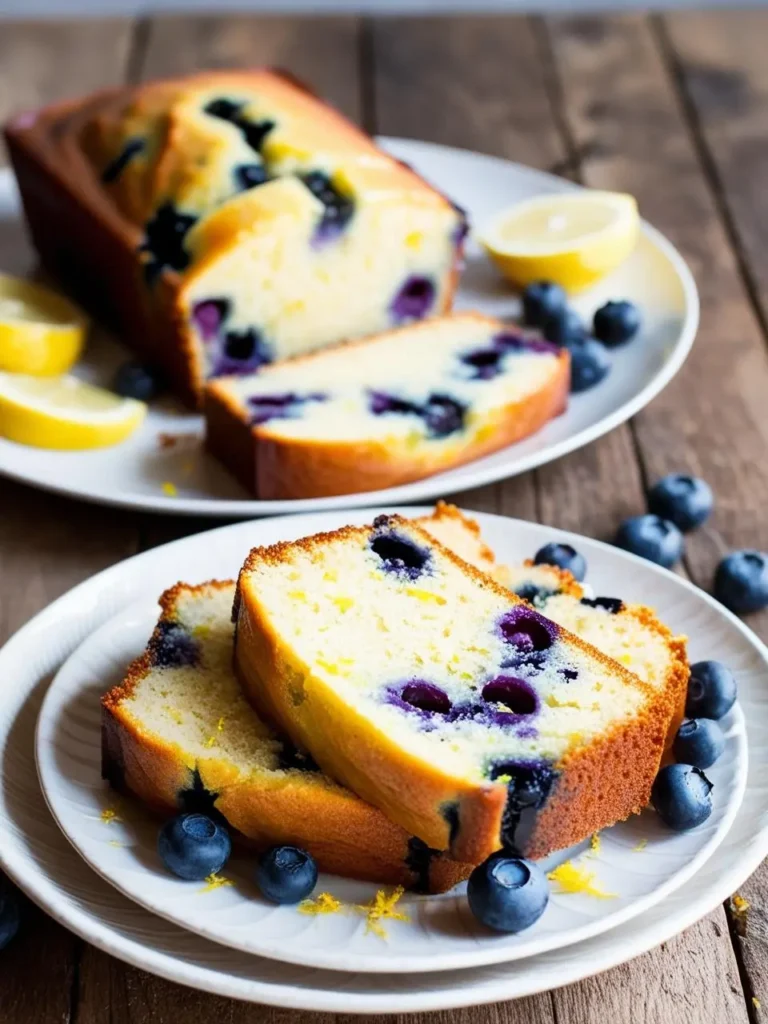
<box><xmin>0</xmin><ymin>274</ymin><xmax>87</xmax><ymax>375</ymax></box>
<box><xmin>480</xmin><ymin>191</ymin><xmax>640</xmax><ymax>293</ymax></box>
<box><xmin>0</xmin><ymin>373</ymin><xmax>146</xmax><ymax>450</ymax></box>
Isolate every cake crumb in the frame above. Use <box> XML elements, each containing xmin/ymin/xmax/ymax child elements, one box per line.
<box><xmin>161</xmin><ymin>481</ymin><xmax>178</xmax><ymax>497</ymax></box>
<box><xmin>108</xmin><ymin>840</ymin><xmax>124</xmax><ymax>848</ymax></box>
<box><xmin>753</xmin><ymin>997</ymin><xmax>761</xmax><ymax>1010</ymax></box>
<box><xmin>547</xmin><ymin>861</ymin><xmax>617</xmax><ymax>899</ymax></box>
<box><xmin>731</xmin><ymin>893</ymin><xmax>750</xmax><ymax>936</ymax></box>
<box><xmin>100</xmin><ymin>807</ymin><xmax>122</xmax><ymax>825</ymax></box>
<box><xmin>158</xmin><ymin>433</ymin><xmax>182</xmax><ymax>449</ymax></box>
<box><xmin>200</xmin><ymin>873</ymin><xmax>234</xmax><ymax>893</ymax></box>
<box><xmin>589</xmin><ymin>832</ymin><xmax>601</xmax><ymax>856</ymax></box>
<box><xmin>356</xmin><ymin>886</ymin><xmax>410</xmax><ymax>938</ymax></box>
<box><xmin>299</xmin><ymin>892</ymin><xmax>343</xmax><ymax>916</ymax></box>
<box><xmin>632</xmin><ymin>838</ymin><xmax>648</xmax><ymax>852</ymax></box>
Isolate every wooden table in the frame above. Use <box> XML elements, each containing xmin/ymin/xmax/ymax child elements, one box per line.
<box><xmin>1</xmin><ymin>10</ymin><xmax>767</xmax><ymax>1022</ymax></box>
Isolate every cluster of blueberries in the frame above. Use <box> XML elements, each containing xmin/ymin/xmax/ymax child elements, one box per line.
<box><xmin>609</xmin><ymin>472</ymin><xmax>768</xmax><ymax>614</ymax></box>
<box><xmin>522</xmin><ymin>280</ymin><xmax>641</xmax><ymax>393</ymax></box>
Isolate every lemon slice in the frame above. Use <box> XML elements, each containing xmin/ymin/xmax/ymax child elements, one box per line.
<box><xmin>479</xmin><ymin>191</ymin><xmax>640</xmax><ymax>293</ymax></box>
<box><xmin>0</xmin><ymin>273</ymin><xmax>88</xmax><ymax>375</ymax></box>
<box><xmin>0</xmin><ymin>373</ymin><xmax>146</xmax><ymax>450</ymax></box>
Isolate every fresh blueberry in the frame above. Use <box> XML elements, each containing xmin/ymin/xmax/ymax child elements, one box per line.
<box><xmin>300</xmin><ymin>170</ymin><xmax>355</xmax><ymax>243</ymax></box>
<box><xmin>113</xmin><ymin>362</ymin><xmax>165</xmax><ymax>402</ymax></box>
<box><xmin>401</xmin><ymin>681</ymin><xmax>452</xmax><ymax>714</ymax></box>
<box><xmin>255</xmin><ymin>845</ymin><xmax>318</xmax><ymax>905</ymax></box>
<box><xmin>673</xmin><ymin>718</ymin><xmax>725</xmax><ymax>769</ymax></box>
<box><xmin>467</xmin><ymin>853</ymin><xmax>549</xmax><ymax>933</ymax></box>
<box><xmin>541</xmin><ymin>307</ymin><xmax>585</xmax><ymax>346</ymax></box>
<box><xmin>647</xmin><ymin>474</ymin><xmax>713</xmax><ymax>532</ymax></box>
<box><xmin>235</xmin><ymin>163</ymin><xmax>269</xmax><ymax>191</ymax></box>
<box><xmin>0</xmin><ymin>874</ymin><xmax>20</xmax><ymax>950</ymax></box>
<box><xmin>158</xmin><ymin>813</ymin><xmax>231</xmax><ymax>880</ymax></box>
<box><xmin>568</xmin><ymin>338</ymin><xmax>611</xmax><ymax>393</ymax></box>
<box><xmin>651</xmin><ymin>764</ymin><xmax>713</xmax><ymax>831</ymax></box>
<box><xmin>614</xmin><ymin>515</ymin><xmax>684</xmax><ymax>568</ymax></box>
<box><xmin>533</xmin><ymin>542</ymin><xmax>586</xmax><ymax>581</ymax></box>
<box><xmin>686</xmin><ymin>661</ymin><xmax>737</xmax><ymax>720</ymax></box>
<box><xmin>592</xmin><ymin>300</ymin><xmax>641</xmax><ymax>347</ymax></box>
<box><xmin>521</xmin><ymin>281</ymin><xmax>567</xmax><ymax>328</ymax></box>
<box><xmin>140</xmin><ymin>202</ymin><xmax>196</xmax><ymax>281</ymax></box>
<box><xmin>714</xmin><ymin>551</ymin><xmax>768</xmax><ymax>614</ymax></box>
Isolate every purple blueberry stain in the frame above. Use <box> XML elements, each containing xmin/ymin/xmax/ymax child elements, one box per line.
<box><xmin>369</xmin><ymin>391</ymin><xmax>421</xmax><ymax>418</ymax></box>
<box><xmin>494</xmin><ymin>330</ymin><xmax>561</xmax><ymax>356</ymax></box>
<box><xmin>149</xmin><ymin>619</ymin><xmax>200</xmax><ymax>669</ymax></box>
<box><xmin>370</xmin><ymin>520</ymin><xmax>431</xmax><ymax>580</ymax></box>
<box><xmin>488</xmin><ymin>759</ymin><xmax>559</xmax><ymax>852</ymax></box>
<box><xmin>300</xmin><ymin>171</ymin><xmax>355</xmax><ymax>246</ymax></box>
<box><xmin>247</xmin><ymin>391</ymin><xmax>327</xmax><ymax>426</ymax></box>
<box><xmin>210</xmin><ymin>328</ymin><xmax>273</xmax><ymax>377</ymax></box>
<box><xmin>390</xmin><ymin>275</ymin><xmax>436</xmax><ymax>323</ymax></box>
<box><xmin>482</xmin><ymin>676</ymin><xmax>539</xmax><ymax>719</ymax></box>
<box><xmin>559</xmin><ymin>667</ymin><xmax>579</xmax><ymax>682</ymax></box>
<box><xmin>385</xmin><ymin>680</ymin><xmax>452</xmax><ymax>725</ymax></box>
<box><xmin>192</xmin><ymin>298</ymin><xmax>230</xmax><ymax>342</ymax></box>
<box><xmin>368</xmin><ymin>390</ymin><xmax>466</xmax><ymax>439</ymax></box>
<box><xmin>498</xmin><ymin>607</ymin><xmax>558</xmax><ymax>652</ymax></box>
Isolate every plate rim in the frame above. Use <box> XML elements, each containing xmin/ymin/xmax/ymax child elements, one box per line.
<box><xmin>0</xmin><ymin>138</ymin><xmax>700</xmax><ymax>517</ymax></box>
<box><xmin>33</xmin><ymin>581</ymin><xmax>747</xmax><ymax>974</ymax></box>
<box><xmin>2</xmin><ymin>508</ymin><xmax>765</xmax><ymax>1012</ymax></box>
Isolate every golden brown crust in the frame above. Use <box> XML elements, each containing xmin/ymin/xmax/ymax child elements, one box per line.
<box><xmin>235</xmin><ymin>516</ymin><xmax>672</xmax><ymax>863</ymax></box>
<box><xmin>205</xmin><ymin>321</ymin><xmax>570</xmax><ymax>499</ymax></box>
<box><xmin>102</xmin><ymin>578</ymin><xmax>471</xmax><ymax>892</ymax></box>
<box><xmin>4</xmin><ymin>70</ymin><xmax>461</xmax><ymax>409</ymax></box>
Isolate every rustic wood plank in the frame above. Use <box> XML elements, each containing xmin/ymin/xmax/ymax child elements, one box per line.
<box><xmin>140</xmin><ymin>13</ymin><xmax>362</xmax><ymax>123</ymax></box>
<box><xmin>657</xmin><ymin>12</ymin><xmax>768</xmax><ymax>1018</ymax></box>
<box><xmin>544</xmin><ymin>12</ymin><xmax>768</xmax><ymax>1021</ymax></box>
<box><xmin>0</xmin><ymin>17</ymin><xmax>141</xmax><ymax>1024</ymax></box>
<box><xmin>0</xmin><ymin>18</ymin><xmax>135</xmax><ymax>166</ymax></box>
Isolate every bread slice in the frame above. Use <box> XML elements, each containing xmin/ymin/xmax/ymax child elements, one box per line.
<box><xmin>420</xmin><ymin>504</ymin><xmax>688</xmax><ymax>746</ymax></box>
<box><xmin>234</xmin><ymin>515</ymin><xmax>671</xmax><ymax>864</ymax></box>
<box><xmin>206</xmin><ymin>312</ymin><xmax>569</xmax><ymax>498</ymax></box>
<box><xmin>101</xmin><ymin>580</ymin><xmax>471</xmax><ymax>892</ymax></box>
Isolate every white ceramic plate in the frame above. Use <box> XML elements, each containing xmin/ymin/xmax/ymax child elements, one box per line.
<box><xmin>35</xmin><ymin>584</ymin><xmax>746</xmax><ymax>974</ymax></box>
<box><xmin>1</xmin><ymin>511</ymin><xmax>765</xmax><ymax>1011</ymax></box>
<box><xmin>0</xmin><ymin>138</ymin><xmax>698</xmax><ymax>518</ymax></box>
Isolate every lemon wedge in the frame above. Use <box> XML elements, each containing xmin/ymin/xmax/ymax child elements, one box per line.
<box><xmin>0</xmin><ymin>373</ymin><xmax>146</xmax><ymax>450</ymax></box>
<box><xmin>479</xmin><ymin>191</ymin><xmax>640</xmax><ymax>293</ymax></box>
<box><xmin>0</xmin><ymin>273</ymin><xmax>88</xmax><ymax>375</ymax></box>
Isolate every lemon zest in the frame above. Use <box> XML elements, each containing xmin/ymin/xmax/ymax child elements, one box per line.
<box><xmin>100</xmin><ymin>807</ymin><xmax>122</xmax><ymax>825</ymax></box>
<box><xmin>299</xmin><ymin>892</ymin><xmax>343</xmax><ymax>916</ymax></box>
<box><xmin>161</xmin><ymin>481</ymin><xmax>178</xmax><ymax>497</ymax></box>
<box><xmin>108</xmin><ymin>839</ymin><xmax>124</xmax><ymax>847</ymax></box>
<box><xmin>590</xmin><ymin>833</ymin><xmax>601</xmax><ymax>856</ymax></box>
<box><xmin>200</xmin><ymin>873</ymin><xmax>234</xmax><ymax>893</ymax></box>
<box><xmin>547</xmin><ymin>861</ymin><xmax>617</xmax><ymax>899</ymax></box>
<box><xmin>405</xmin><ymin>587</ymin><xmax>447</xmax><ymax>605</ymax></box>
<box><xmin>632</xmin><ymin>838</ymin><xmax>648</xmax><ymax>852</ymax></box>
<box><xmin>288</xmin><ymin>590</ymin><xmax>306</xmax><ymax>601</ymax></box>
<box><xmin>546</xmin><ymin>694</ymin><xmax>582</xmax><ymax>709</ymax></box>
<box><xmin>356</xmin><ymin>886</ymin><xmax>410</xmax><ymax>939</ymax></box>
<box><xmin>332</xmin><ymin>596</ymin><xmax>355</xmax><ymax>613</ymax></box>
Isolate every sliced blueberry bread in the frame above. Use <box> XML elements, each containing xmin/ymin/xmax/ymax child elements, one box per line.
<box><xmin>234</xmin><ymin>515</ymin><xmax>671</xmax><ymax>864</ymax></box>
<box><xmin>419</xmin><ymin>504</ymin><xmax>689</xmax><ymax>745</ymax></box>
<box><xmin>102</xmin><ymin>580</ymin><xmax>471</xmax><ymax>892</ymax></box>
<box><xmin>206</xmin><ymin>312</ymin><xmax>569</xmax><ymax>498</ymax></box>
<box><xmin>5</xmin><ymin>70</ymin><xmax>464</xmax><ymax>406</ymax></box>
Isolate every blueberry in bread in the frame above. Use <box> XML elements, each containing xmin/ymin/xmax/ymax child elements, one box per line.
<box><xmin>234</xmin><ymin>515</ymin><xmax>671</xmax><ymax>863</ymax></box>
<box><xmin>419</xmin><ymin>505</ymin><xmax>688</xmax><ymax>747</ymax></box>
<box><xmin>102</xmin><ymin>580</ymin><xmax>471</xmax><ymax>892</ymax></box>
<box><xmin>206</xmin><ymin>312</ymin><xmax>569</xmax><ymax>499</ymax></box>
<box><xmin>5</xmin><ymin>70</ymin><xmax>465</xmax><ymax>406</ymax></box>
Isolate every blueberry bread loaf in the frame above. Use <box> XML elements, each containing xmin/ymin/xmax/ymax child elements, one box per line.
<box><xmin>206</xmin><ymin>312</ymin><xmax>569</xmax><ymax>498</ymax></box>
<box><xmin>5</xmin><ymin>70</ymin><xmax>465</xmax><ymax>406</ymax></box>
<box><xmin>234</xmin><ymin>515</ymin><xmax>671</xmax><ymax>863</ymax></box>
<box><xmin>420</xmin><ymin>504</ymin><xmax>689</xmax><ymax>745</ymax></box>
<box><xmin>102</xmin><ymin>580</ymin><xmax>471</xmax><ymax>892</ymax></box>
